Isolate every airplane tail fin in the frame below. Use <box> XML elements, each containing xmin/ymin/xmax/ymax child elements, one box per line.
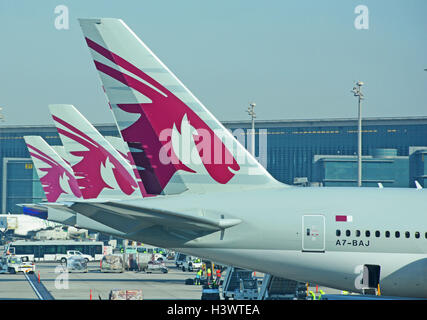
<box><xmin>78</xmin><ymin>18</ymin><xmax>282</xmax><ymax>195</ymax></box>
<box><xmin>23</xmin><ymin>136</ymin><xmax>83</xmax><ymax>202</ymax></box>
<box><xmin>48</xmin><ymin>104</ymin><xmax>145</xmax><ymax>200</ymax></box>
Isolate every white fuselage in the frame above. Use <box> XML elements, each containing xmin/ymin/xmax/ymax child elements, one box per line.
<box><xmin>118</xmin><ymin>186</ymin><xmax>427</xmax><ymax>298</ymax></box>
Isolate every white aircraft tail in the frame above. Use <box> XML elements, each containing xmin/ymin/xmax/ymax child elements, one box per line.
<box><xmin>79</xmin><ymin>18</ymin><xmax>282</xmax><ymax>195</ymax></box>
<box><xmin>24</xmin><ymin>136</ymin><xmax>83</xmax><ymax>202</ymax></box>
<box><xmin>49</xmin><ymin>104</ymin><xmax>145</xmax><ymax>200</ymax></box>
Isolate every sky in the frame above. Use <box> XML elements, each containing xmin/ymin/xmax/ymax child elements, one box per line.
<box><xmin>0</xmin><ymin>0</ymin><xmax>426</xmax><ymax>126</ymax></box>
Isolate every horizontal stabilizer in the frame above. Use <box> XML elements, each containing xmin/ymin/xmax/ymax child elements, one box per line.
<box><xmin>46</xmin><ymin>200</ymin><xmax>242</xmax><ymax>237</ymax></box>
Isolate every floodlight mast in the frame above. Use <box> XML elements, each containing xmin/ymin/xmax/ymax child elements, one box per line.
<box><xmin>351</xmin><ymin>81</ymin><xmax>364</xmax><ymax>187</ymax></box>
<box><xmin>247</xmin><ymin>102</ymin><xmax>256</xmax><ymax>157</ymax></box>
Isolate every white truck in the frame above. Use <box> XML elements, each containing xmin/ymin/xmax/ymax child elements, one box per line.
<box><xmin>181</xmin><ymin>256</ymin><xmax>203</xmax><ymax>272</ymax></box>
<box><xmin>57</xmin><ymin>250</ymin><xmax>94</xmax><ymax>264</ymax></box>
<box><xmin>175</xmin><ymin>253</ymin><xmax>187</xmax><ymax>268</ymax></box>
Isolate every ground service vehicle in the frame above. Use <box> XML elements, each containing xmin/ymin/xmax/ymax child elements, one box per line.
<box><xmin>145</xmin><ymin>260</ymin><xmax>168</xmax><ymax>274</ymax></box>
<box><xmin>222</xmin><ymin>267</ymin><xmax>258</xmax><ymax>300</ymax></box>
<box><xmin>58</xmin><ymin>250</ymin><xmax>94</xmax><ymax>264</ymax></box>
<box><xmin>258</xmin><ymin>275</ymin><xmax>307</xmax><ymax>300</ymax></box>
<box><xmin>181</xmin><ymin>256</ymin><xmax>202</xmax><ymax>272</ymax></box>
<box><xmin>6</xmin><ymin>240</ymin><xmax>103</xmax><ymax>261</ymax></box>
<box><xmin>201</xmin><ymin>285</ymin><xmax>221</xmax><ymax>300</ymax></box>
<box><xmin>175</xmin><ymin>253</ymin><xmax>187</xmax><ymax>268</ymax></box>
<box><xmin>0</xmin><ymin>255</ymin><xmax>35</xmax><ymax>274</ymax></box>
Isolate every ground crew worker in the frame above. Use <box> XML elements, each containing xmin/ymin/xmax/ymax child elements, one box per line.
<box><xmin>318</xmin><ymin>289</ymin><xmax>325</xmax><ymax>300</ymax></box>
<box><xmin>216</xmin><ymin>268</ymin><xmax>221</xmax><ymax>283</ymax></box>
<box><xmin>207</xmin><ymin>268</ymin><xmax>212</xmax><ymax>285</ymax></box>
<box><xmin>308</xmin><ymin>290</ymin><xmax>316</xmax><ymax>300</ymax></box>
<box><xmin>195</xmin><ymin>269</ymin><xmax>202</xmax><ymax>285</ymax></box>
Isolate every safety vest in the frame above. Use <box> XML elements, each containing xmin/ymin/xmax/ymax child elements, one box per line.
<box><xmin>207</xmin><ymin>268</ymin><xmax>211</xmax><ymax>276</ymax></box>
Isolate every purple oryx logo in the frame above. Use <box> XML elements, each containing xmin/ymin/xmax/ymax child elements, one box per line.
<box><xmin>27</xmin><ymin>143</ymin><xmax>82</xmax><ymax>202</ymax></box>
<box><xmin>85</xmin><ymin>38</ymin><xmax>240</xmax><ymax>194</ymax></box>
<box><xmin>52</xmin><ymin>115</ymin><xmax>139</xmax><ymax>199</ymax></box>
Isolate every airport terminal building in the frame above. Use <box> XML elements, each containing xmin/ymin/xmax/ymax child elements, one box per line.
<box><xmin>1</xmin><ymin>116</ymin><xmax>427</xmax><ymax>214</ymax></box>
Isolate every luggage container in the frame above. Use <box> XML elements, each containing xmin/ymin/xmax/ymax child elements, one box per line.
<box><xmin>100</xmin><ymin>254</ymin><xmax>124</xmax><ymax>273</ymax></box>
<box><xmin>136</xmin><ymin>253</ymin><xmax>152</xmax><ymax>271</ymax></box>
<box><xmin>66</xmin><ymin>256</ymin><xmax>88</xmax><ymax>273</ymax></box>
<box><xmin>109</xmin><ymin>289</ymin><xmax>143</xmax><ymax>300</ymax></box>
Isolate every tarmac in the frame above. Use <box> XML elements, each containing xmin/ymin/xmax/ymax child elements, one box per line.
<box><xmin>0</xmin><ymin>260</ymin><xmax>202</xmax><ymax>300</ymax></box>
<box><xmin>0</xmin><ymin>259</ymin><xmax>344</xmax><ymax>300</ymax></box>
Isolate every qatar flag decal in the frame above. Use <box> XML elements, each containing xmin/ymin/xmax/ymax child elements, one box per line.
<box><xmin>335</xmin><ymin>215</ymin><xmax>353</xmax><ymax>222</ymax></box>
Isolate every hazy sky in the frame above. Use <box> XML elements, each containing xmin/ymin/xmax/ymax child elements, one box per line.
<box><xmin>0</xmin><ymin>0</ymin><xmax>426</xmax><ymax>126</ymax></box>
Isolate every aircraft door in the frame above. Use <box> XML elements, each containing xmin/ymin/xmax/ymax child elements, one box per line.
<box><xmin>302</xmin><ymin>215</ymin><xmax>325</xmax><ymax>252</ymax></box>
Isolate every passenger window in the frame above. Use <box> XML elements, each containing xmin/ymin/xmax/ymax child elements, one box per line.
<box><xmin>405</xmin><ymin>232</ymin><xmax>410</xmax><ymax>239</ymax></box>
<box><xmin>375</xmin><ymin>231</ymin><xmax>380</xmax><ymax>238</ymax></box>
<box><xmin>365</xmin><ymin>230</ymin><xmax>370</xmax><ymax>237</ymax></box>
<box><xmin>395</xmin><ymin>231</ymin><xmax>400</xmax><ymax>238</ymax></box>
<box><xmin>385</xmin><ymin>231</ymin><xmax>390</xmax><ymax>238</ymax></box>
<box><xmin>356</xmin><ymin>230</ymin><xmax>361</xmax><ymax>237</ymax></box>
<box><xmin>415</xmin><ymin>232</ymin><xmax>420</xmax><ymax>239</ymax></box>
<box><xmin>336</xmin><ymin>230</ymin><xmax>341</xmax><ymax>237</ymax></box>
<box><xmin>346</xmin><ymin>230</ymin><xmax>351</xmax><ymax>237</ymax></box>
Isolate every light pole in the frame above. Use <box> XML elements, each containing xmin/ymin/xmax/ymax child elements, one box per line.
<box><xmin>247</xmin><ymin>102</ymin><xmax>256</xmax><ymax>156</ymax></box>
<box><xmin>351</xmin><ymin>81</ymin><xmax>364</xmax><ymax>187</ymax></box>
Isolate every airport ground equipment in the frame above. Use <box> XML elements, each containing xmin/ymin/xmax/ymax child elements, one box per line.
<box><xmin>109</xmin><ymin>289</ymin><xmax>143</xmax><ymax>300</ymax></box>
<box><xmin>221</xmin><ymin>267</ymin><xmax>259</xmax><ymax>300</ymax></box>
<box><xmin>57</xmin><ymin>250</ymin><xmax>94</xmax><ymax>264</ymax></box>
<box><xmin>65</xmin><ymin>255</ymin><xmax>88</xmax><ymax>273</ymax></box>
<box><xmin>181</xmin><ymin>256</ymin><xmax>203</xmax><ymax>272</ymax></box>
<box><xmin>201</xmin><ymin>284</ymin><xmax>221</xmax><ymax>300</ymax></box>
<box><xmin>129</xmin><ymin>246</ymin><xmax>165</xmax><ymax>261</ymax></box>
<box><xmin>124</xmin><ymin>252</ymin><xmax>139</xmax><ymax>270</ymax></box>
<box><xmin>123</xmin><ymin>252</ymin><xmax>162</xmax><ymax>271</ymax></box>
<box><xmin>123</xmin><ymin>252</ymin><xmax>151</xmax><ymax>271</ymax></box>
<box><xmin>136</xmin><ymin>253</ymin><xmax>153</xmax><ymax>271</ymax></box>
<box><xmin>145</xmin><ymin>260</ymin><xmax>168</xmax><ymax>273</ymax></box>
<box><xmin>100</xmin><ymin>254</ymin><xmax>124</xmax><ymax>273</ymax></box>
<box><xmin>166</xmin><ymin>251</ymin><xmax>175</xmax><ymax>260</ymax></box>
<box><xmin>175</xmin><ymin>252</ymin><xmax>187</xmax><ymax>267</ymax></box>
<box><xmin>6</xmin><ymin>240</ymin><xmax>104</xmax><ymax>262</ymax></box>
<box><xmin>0</xmin><ymin>255</ymin><xmax>35</xmax><ymax>274</ymax></box>
<box><xmin>257</xmin><ymin>274</ymin><xmax>307</xmax><ymax>300</ymax></box>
